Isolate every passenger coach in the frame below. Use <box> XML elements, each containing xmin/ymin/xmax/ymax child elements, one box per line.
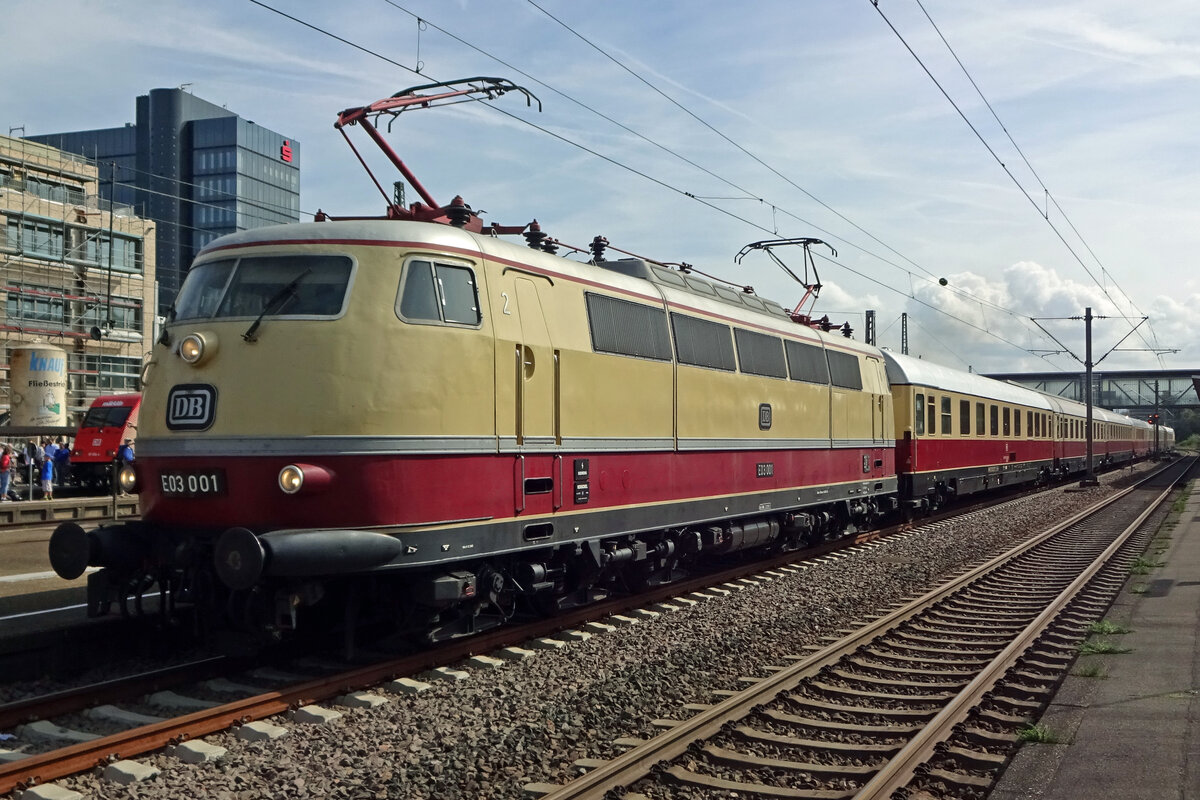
<box><xmin>883</xmin><ymin>351</ymin><xmax>1057</xmax><ymax>511</ymax></box>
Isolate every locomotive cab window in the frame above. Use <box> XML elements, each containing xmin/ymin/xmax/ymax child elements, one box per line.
<box><xmin>175</xmin><ymin>254</ymin><xmax>353</xmax><ymax>321</ymax></box>
<box><xmin>397</xmin><ymin>260</ymin><xmax>481</xmax><ymax>326</ymax></box>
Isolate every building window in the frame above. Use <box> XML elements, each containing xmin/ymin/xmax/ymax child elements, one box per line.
<box><xmin>72</xmin><ymin>354</ymin><xmax>142</xmax><ymax>391</ymax></box>
<box><xmin>6</xmin><ymin>216</ymin><xmax>65</xmax><ymax>260</ymax></box>
<box><xmin>5</xmin><ymin>284</ymin><xmax>66</xmax><ymax>324</ymax></box>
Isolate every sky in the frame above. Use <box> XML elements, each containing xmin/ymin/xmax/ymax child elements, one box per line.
<box><xmin>5</xmin><ymin>0</ymin><xmax>1199</xmax><ymax>375</ymax></box>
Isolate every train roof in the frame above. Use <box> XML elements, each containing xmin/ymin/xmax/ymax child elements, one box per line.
<box><xmin>881</xmin><ymin>350</ymin><xmax>1053</xmax><ymax>410</ymax></box>
<box><xmin>198</xmin><ymin>218</ymin><xmax>867</xmax><ymax>351</ymax></box>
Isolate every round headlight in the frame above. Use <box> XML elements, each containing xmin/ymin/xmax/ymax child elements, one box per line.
<box><xmin>178</xmin><ymin>332</ymin><xmax>219</xmax><ymax>365</ymax></box>
<box><xmin>117</xmin><ymin>463</ymin><xmax>140</xmax><ymax>494</ymax></box>
<box><xmin>180</xmin><ymin>334</ymin><xmax>205</xmax><ymax>364</ymax></box>
<box><xmin>279</xmin><ymin>465</ymin><xmax>304</xmax><ymax>494</ymax></box>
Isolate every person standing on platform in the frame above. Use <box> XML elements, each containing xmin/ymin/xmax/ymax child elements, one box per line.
<box><xmin>40</xmin><ymin>454</ymin><xmax>55</xmax><ymax>501</ymax></box>
<box><xmin>0</xmin><ymin>445</ymin><xmax>12</xmax><ymax>501</ymax></box>
<box><xmin>54</xmin><ymin>438</ymin><xmax>71</xmax><ymax>486</ymax></box>
<box><xmin>43</xmin><ymin>438</ymin><xmax>59</xmax><ymax>483</ymax></box>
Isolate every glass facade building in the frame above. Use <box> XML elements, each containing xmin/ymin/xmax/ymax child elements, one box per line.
<box><xmin>31</xmin><ymin>89</ymin><xmax>299</xmax><ymax>315</ymax></box>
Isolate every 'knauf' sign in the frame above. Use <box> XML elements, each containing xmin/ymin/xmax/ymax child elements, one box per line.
<box><xmin>10</xmin><ymin>344</ymin><xmax>69</xmax><ymax>426</ymax></box>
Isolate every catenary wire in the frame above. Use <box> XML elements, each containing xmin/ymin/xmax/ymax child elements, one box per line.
<box><xmin>909</xmin><ymin>0</ymin><xmax>1164</xmax><ymax>358</ymax></box>
<box><xmin>381</xmin><ymin>2</ymin><xmax>956</xmax><ymax>299</ymax></box>
<box><xmin>380</xmin><ymin>0</ymin><xmax>1041</xmax><ymax>332</ymax></box>
<box><xmin>870</xmin><ymin>0</ymin><xmax>1165</xmax><ymax>365</ymax></box>
<box><xmin>246</xmin><ymin>0</ymin><xmax>1063</xmax><ymax>365</ymax></box>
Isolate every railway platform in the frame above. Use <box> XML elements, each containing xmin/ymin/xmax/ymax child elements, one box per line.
<box><xmin>992</xmin><ymin>469</ymin><xmax>1200</xmax><ymax>800</ymax></box>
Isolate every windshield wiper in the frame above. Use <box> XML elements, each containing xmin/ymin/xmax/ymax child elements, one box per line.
<box><xmin>157</xmin><ymin>304</ymin><xmax>177</xmax><ymax>346</ymax></box>
<box><xmin>242</xmin><ymin>269</ymin><xmax>313</xmax><ymax>342</ymax></box>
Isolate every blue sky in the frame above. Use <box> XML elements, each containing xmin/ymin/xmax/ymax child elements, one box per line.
<box><xmin>6</xmin><ymin>0</ymin><xmax>1198</xmax><ymax>375</ymax></box>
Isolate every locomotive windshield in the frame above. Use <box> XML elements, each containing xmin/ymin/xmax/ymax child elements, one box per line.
<box><xmin>80</xmin><ymin>404</ymin><xmax>133</xmax><ymax>429</ymax></box>
<box><xmin>174</xmin><ymin>255</ymin><xmax>352</xmax><ymax>321</ymax></box>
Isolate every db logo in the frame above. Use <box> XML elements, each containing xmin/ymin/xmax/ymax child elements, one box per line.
<box><xmin>166</xmin><ymin>384</ymin><xmax>217</xmax><ymax>431</ymax></box>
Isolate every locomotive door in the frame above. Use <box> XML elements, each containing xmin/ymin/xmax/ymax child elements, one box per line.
<box><xmin>865</xmin><ymin>356</ymin><xmax>889</xmax><ymax>478</ymax></box>
<box><xmin>513</xmin><ymin>277</ymin><xmax>557</xmax><ymax>447</ymax></box>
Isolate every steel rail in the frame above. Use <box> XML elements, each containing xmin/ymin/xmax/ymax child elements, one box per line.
<box><xmin>535</xmin><ymin>460</ymin><xmax>1187</xmax><ymax>800</ymax></box>
<box><xmin>855</xmin><ymin>456</ymin><xmax>1193</xmax><ymax>799</ymax></box>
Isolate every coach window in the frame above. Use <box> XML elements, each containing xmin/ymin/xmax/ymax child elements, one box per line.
<box><xmin>1002</xmin><ymin>407</ymin><xmax>1011</xmax><ymax>436</ymax></box>
<box><xmin>941</xmin><ymin>397</ymin><xmax>952</xmax><ymax>433</ymax></box>
<box><xmin>927</xmin><ymin>395</ymin><xmax>937</xmax><ymax>435</ymax></box>
<box><xmin>1025</xmin><ymin>411</ymin><xmax>1031</xmax><ymax>437</ymax></box>
<box><xmin>960</xmin><ymin>400</ymin><xmax>971</xmax><ymax>435</ymax></box>
<box><xmin>914</xmin><ymin>394</ymin><xmax>925</xmax><ymax>435</ymax></box>
<box><xmin>397</xmin><ymin>260</ymin><xmax>481</xmax><ymax>326</ymax></box>
<box><xmin>976</xmin><ymin>402</ymin><xmax>985</xmax><ymax>436</ymax></box>
<box><xmin>990</xmin><ymin>405</ymin><xmax>999</xmax><ymax>436</ymax></box>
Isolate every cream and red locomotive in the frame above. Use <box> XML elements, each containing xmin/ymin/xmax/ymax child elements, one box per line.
<box><xmin>47</xmin><ymin>79</ymin><xmax>1166</xmax><ymax>641</ymax></box>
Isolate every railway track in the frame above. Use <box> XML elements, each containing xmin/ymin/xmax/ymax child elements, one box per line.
<box><xmin>531</xmin><ymin>457</ymin><xmax>1193</xmax><ymax>800</ymax></box>
<box><xmin>0</xmin><ymin>461</ymin><xmax>1180</xmax><ymax>796</ymax></box>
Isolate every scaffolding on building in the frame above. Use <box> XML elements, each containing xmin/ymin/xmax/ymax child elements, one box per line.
<box><xmin>0</xmin><ymin>134</ymin><xmax>156</xmax><ymax>423</ymax></box>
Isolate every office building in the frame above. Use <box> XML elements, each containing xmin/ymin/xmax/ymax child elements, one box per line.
<box><xmin>30</xmin><ymin>87</ymin><xmax>300</xmax><ymax>315</ymax></box>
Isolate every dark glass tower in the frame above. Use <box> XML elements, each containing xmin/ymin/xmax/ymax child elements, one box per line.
<box><xmin>31</xmin><ymin>88</ymin><xmax>300</xmax><ymax>315</ymax></box>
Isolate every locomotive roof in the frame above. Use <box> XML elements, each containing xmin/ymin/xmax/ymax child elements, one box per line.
<box><xmin>199</xmin><ymin>220</ymin><xmax>848</xmax><ymax>345</ymax></box>
<box><xmin>881</xmin><ymin>350</ymin><xmax>1054</xmax><ymax>410</ymax></box>
<box><xmin>595</xmin><ymin>258</ymin><xmax>793</xmax><ymax>321</ymax></box>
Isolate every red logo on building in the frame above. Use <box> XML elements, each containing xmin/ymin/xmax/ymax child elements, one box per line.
<box><xmin>280</xmin><ymin>140</ymin><xmax>293</xmax><ymax>163</ymax></box>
